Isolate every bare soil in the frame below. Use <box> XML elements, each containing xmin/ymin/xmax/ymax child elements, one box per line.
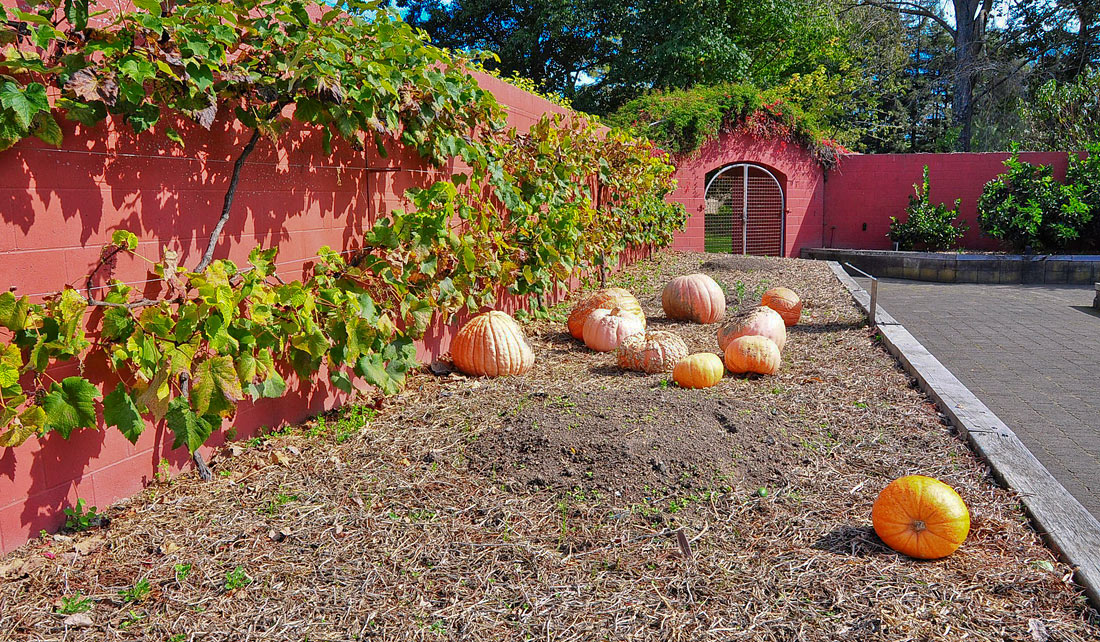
<box><xmin>0</xmin><ymin>251</ymin><xmax>1096</xmax><ymax>641</ymax></box>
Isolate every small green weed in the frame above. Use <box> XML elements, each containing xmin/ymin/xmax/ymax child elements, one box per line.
<box><xmin>63</xmin><ymin>498</ymin><xmax>101</xmax><ymax>532</ymax></box>
<box><xmin>58</xmin><ymin>592</ymin><xmax>93</xmax><ymax>615</ymax></box>
<box><xmin>119</xmin><ymin>578</ymin><xmax>151</xmax><ymax>604</ymax></box>
<box><xmin>224</xmin><ymin>566</ymin><xmax>252</xmax><ymax>591</ymax></box>
<box><xmin>174</xmin><ymin>563</ymin><xmax>192</xmax><ymax>582</ymax></box>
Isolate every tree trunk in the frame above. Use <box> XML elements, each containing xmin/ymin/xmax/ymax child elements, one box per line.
<box><xmin>952</xmin><ymin>0</ymin><xmax>979</xmax><ymax>152</ymax></box>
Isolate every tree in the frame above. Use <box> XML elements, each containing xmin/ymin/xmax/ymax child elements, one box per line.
<box><xmin>855</xmin><ymin>0</ymin><xmax>998</xmax><ymax>151</ymax></box>
<box><xmin>404</xmin><ymin>0</ymin><xmax>851</xmax><ymax>114</ymax></box>
<box><xmin>1007</xmin><ymin>0</ymin><xmax>1099</xmax><ymax>85</ymax></box>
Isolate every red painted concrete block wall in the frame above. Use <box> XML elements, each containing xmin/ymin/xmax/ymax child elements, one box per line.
<box><xmin>0</xmin><ymin>68</ymin><xmax>576</xmax><ymax>554</ymax></box>
<box><xmin>823</xmin><ymin>152</ymin><xmax>1074</xmax><ymax>251</ymax></box>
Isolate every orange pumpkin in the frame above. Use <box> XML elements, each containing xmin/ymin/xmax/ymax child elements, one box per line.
<box><xmin>567</xmin><ymin>288</ymin><xmax>645</xmax><ymax>339</ymax></box>
<box><xmin>717</xmin><ymin>306</ymin><xmax>786</xmax><ymax>352</ymax></box>
<box><xmin>451</xmin><ymin>311</ymin><xmax>534</xmax><ymax>377</ymax></box>
<box><xmin>872</xmin><ymin>475</ymin><xmax>970</xmax><ymax>560</ymax></box>
<box><xmin>583</xmin><ymin>308</ymin><xmax>645</xmax><ymax>352</ymax></box>
<box><xmin>761</xmin><ymin>287</ymin><xmax>802</xmax><ymax>326</ymax></box>
<box><xmin>662</xmin><ymin>273</ymin><xmax>726</xmax><ymax>324</ymax></box>
<box><xmin>724</xmin><ymin>336</ymin><xmax>781</xmax><ymax>375</ymax></box>
<box><xmin>672</xmin><ymin>353</ymin><xmax>724</xmax><ymax>389</ymax></box>
<box><xmin>616</xmin><ymin>331</ymin><xmax>689</xmax><ymax>373</ymax></box>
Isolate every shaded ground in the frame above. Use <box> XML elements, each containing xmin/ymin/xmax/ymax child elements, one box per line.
<box><xmin>0</xmin><ymin>252</ymin><xmax>1097</xmax><ymax>641</ymax></box>
<box><xmin>860</xmin><ymin>277</ymin><xmax>1100</xmax><ymax>520</ymax></box>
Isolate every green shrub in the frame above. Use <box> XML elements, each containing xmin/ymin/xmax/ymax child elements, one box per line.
<box><xmin>977</xmin><ymin>151</ymin><xmax>1092</xmax><ymax>252</ymax></box>
<box><xmin>889</xmin><ymin>166</ymin><xmax>968</xmax><ymax>250</ymax></box>
<box><xmin>1066</xmin><ymin>145</ymin><xmax>1100</xmax><ymax>250</ymax></box>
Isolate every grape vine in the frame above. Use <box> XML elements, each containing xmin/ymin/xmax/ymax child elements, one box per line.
<box><xmin>0</xmin><ymin>0</ymin><xmax>685</xmax><ymax>466</ymax></box>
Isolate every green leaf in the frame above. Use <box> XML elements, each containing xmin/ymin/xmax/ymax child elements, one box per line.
<box><xmin>64</xmin><ymin>0</ymin><xmax>88</xmax><ymax>30</ymax></box>
<box><xmin>166</xmin><ymin>397</ymin><xmax>213</xmax><ymax>454</ymax></box>
<box><xmin>0</xmin><ymin>343</ymin><xmax>22</xmax><ymax>389</ymax></box>
<box><xmin>31</xmin><ymin>112</ymin><xmax>62</xmax><ymax>146</ymax></box>
<box><xmin>111</xmin><ymin>229</ymin><xmax>139</xmax><ymax>251</ymax></box>
<box><xmin>103</xmin><ymin>383</ymin><xmax>144</xmax><ymax>444</ymax></box>
<box><xmin>131</xmin><ymin>0</ymin><xmax>162</xmax><ymax>15</ymax></box>
<box><xmin>165</xmin><ymin>126</ymin><xmax>184</xmax><ymax>147</ymax></box>
<box><xmin>191</xmin><ymin>356</ymin><xmax>243</xmax><ymax>416</ymax></box>
<box><xmin>329</xmin><ymin>369</ymin><xmax>353</xmax><ymax>394</ymax></box>
<box><xmin>0</xmin><ymin>82</ymin><xmax>49</xmax><ymax>129</ymax></box>
<box><xmin>0</xmin><ymin>292</ymin><xmax>29</xmax><ymax>331</ymax></box>
<box><xmin>42</xmin><ymin>376</ymin><xmax>100</xmax><ymax>438</ymax></box>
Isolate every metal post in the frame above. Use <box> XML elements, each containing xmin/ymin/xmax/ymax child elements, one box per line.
<box><xmin>742</xmin><ymin>164</ymin><xmax>748</xmax><ymax>256</ymax></box>
<box><xmin>844</xmin><ymin>262</ymin><xmax>879</xmax><ymax>326</ymax></box>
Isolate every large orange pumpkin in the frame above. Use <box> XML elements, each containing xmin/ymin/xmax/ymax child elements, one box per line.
<box><xmin>451</xmin><ymin>311</ymin><xmax>534</xmax><ymax>377</ymax></box>
<box><xmin>662</xmin><ymin>273</ymin><xmax>726</xmax><ymax>324</ymax></box>
<box><xmin>872</xmin><ymin>475</ymin><xmax>970</xmax><ymax>560</ymax></box>
<box><xmin>567</xmin><ymin>288</ymin><xmax>645</xmax><ymax>339</ymax></box>
<box><xmin>761</xmin><ymin>287</ymin><xmax>802</xmax><ymax>326</ymax></box>
<box><xmin>672</xmin><ymin>353</ymin><xmax>724</xmax><ymax>389</ymax></box>
<box><xmin>717</xmin><ymin>306</ymin><xmax>786</xmax><ymax>352</ymax></box>
<box><xmin>583</xmin><ymin>308</ymin><xmax>645</xmax><ymax>352</ymax></box>
<box><xmin>723</xmin><ymin>336</ymin><xmax>781</xmax><ymax>375</ymax></box>
<box><xmin>616</xmin><ymin>331</ymin><xmax>689</xmax><ymax>374</ymax></box>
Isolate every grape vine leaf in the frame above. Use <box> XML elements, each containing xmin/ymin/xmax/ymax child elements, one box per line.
<box><xmin>191</xmin><ymin>356</ymin><xmax>243</xmax><ymax>416</ymax></box>
<box><xmin>0</xmin><ymin>82</ymin><xmax>49</xmax><ymax>128</ymax></box>
<box><xmin>0</xmin><ymin>405</ymin><xmax>45</xmax><ymax>448</ymax></box>
<box><xmin>166</xmin><ymin>397</ymin><xmax>213</xmax><ymax>454</ymax></box>
<box><xmin>247</xmin><ymin>372</ymin><xmax>287</xmax><ymax>401</ymax></box>
<box><xmin>103</xmin><ymin>383</ymin><xmax>144</xmax><ymax>443</ymax></box>
<box><xmin>42</xmin><ymin>376</ymin><xmax>100</xmax><ymax>438</ymax></box>
<box><xmin>0</xmin><ymin>292</ymin><xmax>29</xmax><ymax>331</ymax></box>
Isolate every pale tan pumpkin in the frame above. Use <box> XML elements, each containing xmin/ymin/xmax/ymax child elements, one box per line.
<box><xmin>872</xmin><ymin>475</ymin><xmax>970</xmax><ymax>559</ymax></box>
<box><xmin>761</xmin><ymin>287</ymin><xmax>802</xmax><ymax>326</ymax></box>
<box><xmin>662</xmin><ymin>273</ymin><xmax>726</xmax><ymax>324</ymax></box>
<box><xmin>616</xmin><ymin>331</ymin><xmax>689</xmax><ymax>373</ymax></box>
<box><xmin>451</xmin><ymin>311</ymin><xmax>534</xmax><ymax>377</ymax></box>
<box><xmin>583</xmin><ymin>308</ymin><xmax>645</xmax><ymax>352</ymax></box>
<box><xmin>717</xmin><ymin>306</ymin><xmax>786</xmax><ymax>352</ymax></box>
<box><xmin>567</xmin><ymin>288</ymin><xmax>645</xmax><ymax>339</ymax></box>
<box><xmin>672</xmin><ymin>353</ymin><xmax>725</xmax><ymax>389</ymax></box>
<box><xmin>723</xmin><ymin>336</ymin><xmax>781</xmax><ymax>375</ymax></box>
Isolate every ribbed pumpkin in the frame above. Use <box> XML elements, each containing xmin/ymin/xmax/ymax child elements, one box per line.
<box><xmin>616</xmin><ymin>331</ymin><xmax>689</xmax><ymax>374</ymax></box>
<box><xmin>872</xmin><ymin>475</ymin><xmax>971</xmax><ymax>560</ymax></box>
<box><xmin>583</xmin><ymin>308</ymin><xmax>645</xmax><ymax>352</ymax></box>
<box><xmin>717</xmin><ymin>306</ymin><xmax>786</xmax><ymax>352</ymax></box>
<box><xmin>662</xmin><ymin>273</ymin><xmax>726</xmax><ymax>324</ymax></box>
<box><xmin>723</xmin><ymin>336</ymin><xmax>781</xmax><ymax>375</ymax></box>
<box><xmin>567</xmin><ymin>288</ymin><xmax>645</xmax><ymax>339</ymax></box>
<box><xmin>761</xmin><ymin>287</ymin><xmax>802</xmax><ymax>326</ymax></box>
<box><xmin>672</xmin><ymin>353</ymin><xmax>725</xmax><ymax>389</ymax></box>
<box><xmin>451</xmin><ymin>311</ymin><xmax>534</xmax><ymax>377</ymax></box>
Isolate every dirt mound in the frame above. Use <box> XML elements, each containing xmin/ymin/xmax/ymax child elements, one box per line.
<box><xmin>467</xmin><ymin>387</ymin><xmax>787</xmax><ymax>498</ymax></box>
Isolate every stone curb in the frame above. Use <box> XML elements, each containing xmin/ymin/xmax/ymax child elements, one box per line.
<box><xmin>827</xmin><ymin>260</ymin><xmax>1100</xmax><ymax>609</ymax></box>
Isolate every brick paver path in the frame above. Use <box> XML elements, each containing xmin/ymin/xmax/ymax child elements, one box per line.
<box><xmin>855</xmin><ymin>278</ymin><xmax>1100</xmax><ymax>520</ymax></box>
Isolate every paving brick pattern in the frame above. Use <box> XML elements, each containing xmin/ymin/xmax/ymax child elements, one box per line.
<box><xmin>856</xmin><ymin>278</ymin><xmax>1100</xmax><ymax>520</ymax></box>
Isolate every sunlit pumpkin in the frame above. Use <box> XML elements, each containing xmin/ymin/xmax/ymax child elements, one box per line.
<box><xmin>761</xmin><ymin>287</ymin><xmax>802</xmax><ymax>326</ymax></box>
<box><xmin>872</xmin><ymin>475</ymin><xmax>970</xmax><ymax>560</ymax></box>
<box><xmin>451</xmin><ymin>311</ymin><xmax>534</xmax><ymax>377</ymax></box>
<box><xmin>672</xmin><ymin>353</ymin><xmax>725</xmax><ymax>389</ymax></box>
<box><xmin>717</xmin><ymin>306</ymin><xmax>786</xmax><ymax>352</ymax></box>
<box><xmin>616</xmin><ymin>331</ymin><xmax>689</xmax><ymax>374</ymax></box>
<box><xmin>567</xmin><ymin>288</ymin><xmax>645</xmax><ymax>339</ymax></box>
<box><xmin>723</xmin><ymin>336</ymin><xmax>781</xmax><ymax>375</ymax></box>
<box><xmin>662</xmin><ymin>273</ymin><xmax>726</xmax><ymax>324</ymax></box>
<box><xmin>583</xmin><ymin>308</ymin><xmax>645</xmax><ymax>352</ymax></box>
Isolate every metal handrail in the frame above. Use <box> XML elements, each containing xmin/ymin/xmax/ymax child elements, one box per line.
<box><xmin>844</xmin><ymin>262</ymin><xmax>878</xmax><ymax>326</ymax></box>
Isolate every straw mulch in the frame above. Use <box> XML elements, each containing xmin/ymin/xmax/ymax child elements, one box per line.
<box><xmin>0</xmin><ymin>251</ymin><xmax>1096</xmax><ymax>641</ymax></box>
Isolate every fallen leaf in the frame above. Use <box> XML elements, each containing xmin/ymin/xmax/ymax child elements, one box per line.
<box><xmin>1028</xmin><ymin>619</ymin><xmax>1049</xmax><ymax>641</ymax></box>
<box><xmin>74</xmin><ymin>535</ymin><xmax>106</xmax><ymax>556</ymax></box>
<box><xmin>269</xmin><ymin>451</ymin><xmax>291</xmax><ymax>466</ymax></box>
<box><xmin>63</xmin><ymin>613</ymin><xmax>94</xmax><ymax>628</ymax></box>
<box><xmin>162</xmin><ymin>541</ymin><xmax>180</xmax><ymax>555</ymax></box>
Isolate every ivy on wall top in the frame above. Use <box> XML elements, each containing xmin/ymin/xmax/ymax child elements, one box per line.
<box><xmin>0</xmin><ymin>0</ymin><xmax>686</xmax><ymax>473</ymax></box>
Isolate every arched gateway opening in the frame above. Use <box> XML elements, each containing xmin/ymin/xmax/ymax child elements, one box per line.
<box><xmin>704</xmin><ymin>163</ymin><xmax>785</xmax><ymax>256</ymax></box>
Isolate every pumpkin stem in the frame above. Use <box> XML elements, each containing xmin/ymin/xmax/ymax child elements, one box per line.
<box><xmin>912</xmin><ymin>519</ymin><xmax>927</xmax><ymax>532</ymax></box>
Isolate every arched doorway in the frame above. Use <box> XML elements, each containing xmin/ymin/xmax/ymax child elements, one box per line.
<box><xmin>704</xmin><ymin>163</ymin><xmax>785</xmax><ymax>256</ymax></box>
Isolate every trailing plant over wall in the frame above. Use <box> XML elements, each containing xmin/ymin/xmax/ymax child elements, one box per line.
<box><xmin>607</xmin><ymin>79</ymin><xmax>852</xmax><ymax>169</ymax></box>
<box><xmin>0</xmin><ymin>0</ymin><xmax>684</xmax><ymax>473</ymax></box>
<box><xmin>889</xmin><ymin>166</ymin><xmax>968</xmax><ymax>251</ymax></box>
<box><xmin>977</xmin><ymin>149</ymin><xmax>1092</xmax><ymax>253</ymax></box>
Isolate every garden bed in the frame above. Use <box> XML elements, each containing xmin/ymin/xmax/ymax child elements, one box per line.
<box><xmin>0</xmin><ymin>252</ymin><xmax>1097</xmax><ymax>640</ymax></box>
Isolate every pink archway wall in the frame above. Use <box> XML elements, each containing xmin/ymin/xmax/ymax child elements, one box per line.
<box><xmin>669</xmin><ymin>130</ymin><xmax>825</xmax><ymax>257</ymax></box>
<box><xmin>668</xmin><ymin>131</ymin><xmax>1080</xmax><ymax>256</ymax></box>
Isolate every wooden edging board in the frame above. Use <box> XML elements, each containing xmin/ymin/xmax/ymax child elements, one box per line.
<box><xmin>826</xmin><ymin>260</ymin><xmax>1100</xmax><ymax>609</ymax></box>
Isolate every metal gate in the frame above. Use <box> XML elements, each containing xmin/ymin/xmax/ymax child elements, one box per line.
<box><xmin>703</xmin><ymin>163</ymin><xmax>785</xmax><ymax>256</ymax></box>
